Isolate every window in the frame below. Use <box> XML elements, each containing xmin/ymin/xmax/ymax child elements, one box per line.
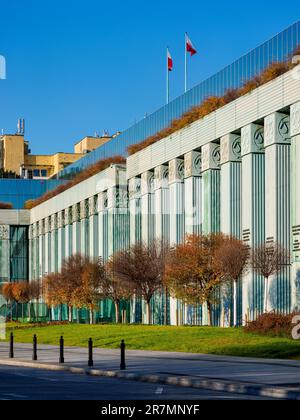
<box><xmin>10</xmin><ymin>226</ymin><xmax>29</xmax><ymax>281</ymax></box>
<box><xmin>33</xmin><ymin>169</ymin><xmax>40</xmax><ymax>177</ymax></box>
<box><xmin>41</xmin><ymin>169</ymin><xmax>47</xmax><ymax>177</ymax></box>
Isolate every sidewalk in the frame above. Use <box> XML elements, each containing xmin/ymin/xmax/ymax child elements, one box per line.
<box><xmin>1</xmin><ymin>342</ymin><xmax>300</xmax><ymax>399</ymax></box>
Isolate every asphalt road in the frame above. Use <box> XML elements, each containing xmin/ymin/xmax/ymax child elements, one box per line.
<box><xmin>0</xmin><ymin>365</ymin><xmax>269</xmax><ymax>400</ymax></box>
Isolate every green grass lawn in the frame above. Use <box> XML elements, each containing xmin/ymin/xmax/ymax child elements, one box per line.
<box><xmin>1</xmin><ymin>322</ymin><xmax>300</xmax><ymax>360</ymax></box>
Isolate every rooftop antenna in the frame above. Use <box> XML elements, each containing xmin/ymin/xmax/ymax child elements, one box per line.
<box><xmin>17</xmin><ymin>118</ymin><xmax>21</xmax><ymax>134</ymax></box>
<box><xmin>17</xmin><ymin>118</ymin><xmax>25</xmax><ymax>135</ymax></box>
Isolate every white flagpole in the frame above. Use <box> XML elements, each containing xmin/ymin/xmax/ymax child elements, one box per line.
<box><xmin>167</xmin><ymin>47</ymin><xmax>170</xmax><ymax>104</ymax></box>
<box><xmin>185</xmin><ymin>33</ymin><xmax>187</xmax><ymax>93</ymax></box>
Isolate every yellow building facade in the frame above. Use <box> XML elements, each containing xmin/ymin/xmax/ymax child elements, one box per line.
<box><xmin>74</xmin><ymin>136</ymin><xmax>112</xmax><ymax>154</ymax></box>
<box><xmin>0</xmin><ymin>134</ymin><xmax>107</xmax><ymax>178</ymax></box>
<box><xmin>0</xmin><ymin>132</ymin><xmax>115</xmax><ymax>178</ymax></box>
<box><xmin>0</xmin><ymin>135</ymin><xmax>25</xmax><ymax>174</ymax></box>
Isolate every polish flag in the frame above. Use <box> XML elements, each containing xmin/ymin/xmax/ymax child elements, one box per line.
<box><xmin>186</xmin><ymin>34</ymin><xmax>197</xmax><ymax>56</ymax></box>
<box><xmin>167</xmin><ymin>49</ymin><xmax>173</xmax><ymax>71</ymax></box>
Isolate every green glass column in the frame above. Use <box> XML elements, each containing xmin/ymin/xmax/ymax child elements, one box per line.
<box><xmin>241</xmin><ymin>123</ymin><xmax>265</xmax><ymax>322</ymax></box>
<box><xmin>220</xmin><ymin>133</ymin><xmax>242</xmax><ymax>326</ymax></box>
<box><xmin>264</xmin><ymin>112</ymin><xmax>291</xmax><ymax>313</ymax></box>
<box><xmin>291</xmin><ymin>101</ymin><xmax>300</xmax><ymax>311</ymax></box>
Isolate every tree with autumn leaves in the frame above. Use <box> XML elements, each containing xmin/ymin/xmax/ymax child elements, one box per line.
<box><xmin>165</xmin><ymin>234</ymin><xmax>289</xmax><ymax>326</ymax></box>
<box><xmin>103</xmin><ymin>260</ymin><xmax>133</xmax><ymax>323</ymax></box>
<box><xmin>165</xmin><ymin>234</ymin><xmax>251</xmax><ymax>326</ymax></box>
<box><xmin>42</xmin><ymin>254</ymin><xmax>132</xmax><ymax>324</ymax></box>
<box><xmin>1</xmin><ymin>281</ymin><xmax>41</xmax><ymax>321</ymax></box>
<box><xmin>165</xmin><ymin>233</ymin><xmax>229</xmax><ymax>326</ymax></box>
<box><xmin>43</xmin><ymin>273</ymin><xmax>66</xmax><ymax>321</ymax></box>
<box><xmin>1</xmin><ymin>236</ymin><xmax>289</xmax><ymax>325</ymax></box>
<box><xmin>74</xmin><ymin>258</ymin><xmax>107</xmax><ymax>324</ymax></box>
<box><xmin>43</xmin><ymin>255</ymin><xmax>105</xmax><ymax>324</ymax></box>
<box><xmin>109</xmin><ymin>240</ymin><xmax>167</xmax><ymax>325</ymax></box>
<box><xmin>214</xmin><ymin>237</ymin><xmax>249</xmax><ymax>326</ymax></box>
<box><xmin>1</xmin><ymin>282</ymin><xmax>15</xmax><ymax>320</ymax></box>
<box><xmin>251</xmin><ymin>242</ymin><xmax>290</xmax><ymax>313</ymax></box>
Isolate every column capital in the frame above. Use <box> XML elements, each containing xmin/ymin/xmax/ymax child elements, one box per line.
<box><xmin>201</xmin><ymin>143</ymin><xmax>220</xmax><ymax>172</ymax></box>
<box><xmin>129</xmin><ymin>177</ymin><xmax>141</xmax><ymax>200</ymax></box>
<box><xmin>291</xmin><ymin>101</ymin><xmax>300</xmax><ymax>137</ymax></box>
<box><xmin>32</xmin><ymin>222</ymin><xmax>38</xmax><ymax>237</ymax></box>
<box><xmin>44</xmin><ymin>217</ymin><xmax>50</xmax><ymax>233</ymax></box>
<box><xmin>107</xmin><ymin>187</ymin><xmax>116</xmax><ymax>209</ymax></box>
<box><xmin>117</xmin><ymin>187</ymin><xmax>129</xmax><ymax>208</ymax></box>
<box><xmin>50</xmin><ymin>214</ymin><xmax>57</xmax><ymax>231</ymax></box>
<box><xmin>154</xmin><ymin>165</ymin><xmax>169</xmax><ymax>190</ymax></box>
<box><xmin>241</xmin><ymin>123</ymin><xmax>264</xmax><ymax>156</ymax></box>
<box><xmin>220</xmin><ymin>134</ymin><xmax>241</xmax><ymax>164</ymax></box>
<box><xmin>98</xmin><ymin>191</ymin><xmax>108</xmax><ymax>212</ymax></box>
<box><xmin>88</xmin><ymin>196</ymin><xmax>97</xmax><ymax>216</ymax></box>
<box><xmin>107</xmin><ymin>187</ymin><xmax>128</xmax><ymax>209</ymax></box>
<box><xmin>0</xmin><ymin>225</ymin><xmax>9</xmax><ymax>240</ymax></box>
<box><xmin>64</xmin><ymin>207</ymin><xmax>72</xmax><ymax>226</ymax></box>
<box><xmin>57</xmin><ymin>211</ymin><xmax>64</xmax><ymax>229</ymax></box>
<box><xmin>141</xmin><ymin>171</ymin><xmax>154</xmax><ymax>195</ymax></box>
<box><xmin>80</xmin><ymin>200</ymin><xmax>88</xmax><ymax>220</ymax></box>
<box><xmin>28</xmin><ymin>225</ymin><xmax>33</xmax><ymax>240</ymax></box>
<box><xmin>38</xmin><ymin>220</ymin><xmax>44</xmax><ymax>236</ymax></box>
<box><xmin>184</xmin><ymin>151</ymin><xmax>201</xmax><ymax>178</ymax></box>
<box><xmin>72</xmin><ymin>204</ymin><xmax>80</xmax><ymax>223</ymax></box>
<box><xmin>169</xmin><ymin>158</ymin><xmax>184</xmax><ymax>184</ymax></box>
<box><xmin>264</xmin><ymin>112</ymin><xmax>290</xmax><ymax>147</ymax></box>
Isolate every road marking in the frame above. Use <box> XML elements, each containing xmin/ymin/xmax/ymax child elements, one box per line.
<box><xmin>13</xmin><ymin>372</ymin><xmax>60</xmax><ymax>382</ymax></box>
<box><xmin>11</xmin><ymin>372</ymin><xmax>33</xmax><ymax>378</ymax></box>
<box><xmin>3</xmin><ymin>393</ymin><xmax>27</xmax><ymax>398</ymax></box>
<box><xmin>227</xmin><ymin>372</ymin><xmax>294</xmax><ymax>377</ymax></box>
<box><xmin>155</xmin><ymin>387</ymin><xmax>164</xmax><ymax>394</ymax></box>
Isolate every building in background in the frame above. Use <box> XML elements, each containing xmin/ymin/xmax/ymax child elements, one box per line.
<box><xmin>0</xmin><ymin>124</ymin><xmax>117</xmax><ymax>179</ymax></box>
<box><xmin>74</xmin><ymin>134</ymin><xmax>113</xmax><ymax>154</ymax></box>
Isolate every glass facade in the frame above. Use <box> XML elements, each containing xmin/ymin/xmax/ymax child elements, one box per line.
<box><xmin>58</xmin><ymin>21</ymin><xmax>300</xmax><ymax>179</ymax></box>
<box><xmin>10</xmin><ymin>226</ymin><xmax>28</xmax><ymax>281</ymax></box>
<box><xmin>0</xmin><ymin>227</ymin><xmax>9</xmax><ymax>283</ymax></box>
<box><xmin>0</xmin><ymin>226</ymin><xmax>29</xmax><ymax>284</ymax></box>
<box><xmin>0</xmin><ymin>179</ymin><xmax>66</xmax><ymax>209</ymax></box>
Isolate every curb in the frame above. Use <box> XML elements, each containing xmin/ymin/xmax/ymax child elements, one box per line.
<box><xmin>0</xmin><ymin>358</ymin><xmax>299</xmax><ymax>400</ymax></box>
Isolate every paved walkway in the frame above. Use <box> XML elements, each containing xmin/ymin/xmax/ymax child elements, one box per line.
<box><xmin>1</xmin><ymin>342</ymin><xmax>300</xmax><ymax>388</ymax></box>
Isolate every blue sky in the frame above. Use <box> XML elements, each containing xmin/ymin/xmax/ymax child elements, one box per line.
<box><xmin>0</xmin><ymin>0</ymin><xmax>299</xmax><ymax>155</ymax></box>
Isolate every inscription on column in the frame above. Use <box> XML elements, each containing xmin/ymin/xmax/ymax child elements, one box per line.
<box><xmin>242</xmin><ymin>228</ymin><xmax>250</xmax><ymax>243</ymax></box>
<box><xmin>292</xmin><ymin>225</ymin><xmax>300</xmax><ymax>252</ymax></box>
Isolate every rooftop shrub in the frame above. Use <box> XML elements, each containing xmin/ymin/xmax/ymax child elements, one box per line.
<box><xmin>0</xmin><ymin>202</ymin><xmax>13</xmax><ymax>209</ymax></box>
<box><xmin>25</xmin><ymin>155</ymin><xmax>125</xmax><ymax>209</ymax></box>
<box><xmin>127</xmin><ymin>49</ymin><xmax>299</xmax><ymax>156</ymax></box>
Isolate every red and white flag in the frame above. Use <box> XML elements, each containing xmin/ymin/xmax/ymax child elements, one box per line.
<box><xmin>186</xmin><ymin>34</ymin><xmax>197</xmax><ymax>56</ymax></box>
<box><xmin>167</xmin><ymin>49</ymin><xmax>173</xmax><ymax>71</ymax></box>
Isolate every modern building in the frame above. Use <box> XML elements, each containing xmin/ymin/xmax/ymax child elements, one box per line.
<box><xmin>1</xmin><ymin>21</ymin><xmax>300</xmax><ymax>325</ymax></box>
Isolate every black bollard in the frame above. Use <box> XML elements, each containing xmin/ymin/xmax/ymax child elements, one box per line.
<box><xmin>32</xmin><ymin>334</ymin><xmax>37</xmax><ymax>361</ymax></box>
<box><xmin>120</xmin><ymin>339</ymin><xmax>126</xmax><ymax>370</ymax></box>
<box><xmin>88</xmin><ymin>338</ymin><xmax>93</xmax><ymax>367</ymax></box>
<box><xmin>59</xmin><ymin>336</ymin><xmax>64</xmax><ymax>364</ymax></box>
<box><xmin>9</xmin><ymin>332</ymin><xmax>14</xmax><ymax>359</ymax></box>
